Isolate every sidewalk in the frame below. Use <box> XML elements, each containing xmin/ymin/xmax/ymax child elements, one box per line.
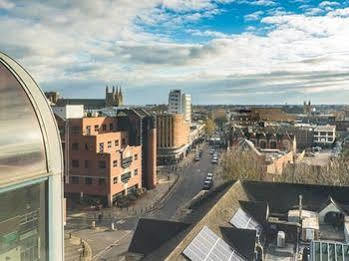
<box><xmin>65</xmin><ymin>232</ymin><xmax>93</xmax><ymax>261</ymax></box>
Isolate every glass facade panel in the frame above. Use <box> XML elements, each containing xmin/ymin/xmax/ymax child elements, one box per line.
<box><xmin>0</xmin><ymin>181</ymin><xmax>47</xmax><ymax>261</ymax></box>
<box><xmin>0</xmin><ymin>62</ymin><xmax>46</xmax><ymax>183</ymax></box>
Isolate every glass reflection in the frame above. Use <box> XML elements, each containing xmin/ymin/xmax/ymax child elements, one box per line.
<box><xmin>0</xmin><ymin>61</ymin><xmax>46</xmax><ymax>184</ymax></box>
<box><xmin>0</xmin><ymin>182</ymin><xmax>47</xmax><ymax>260</ymax></box>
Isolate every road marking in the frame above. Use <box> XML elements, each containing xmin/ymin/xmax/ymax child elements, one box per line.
<box><xmin>92</xmin><ymin>230</ymin><xmax>132</xmax><ymax>260</ymax></box>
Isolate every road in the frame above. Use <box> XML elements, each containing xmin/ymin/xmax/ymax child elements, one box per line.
<box><xmin>147</xmin><ymin>143</ymin><xmax>214</xmax><ymax>220</ymax></box>
<box><xmin>68</xmin><ymin>142</ymin><xmax>218</xmax><ymax>260</ymax></box>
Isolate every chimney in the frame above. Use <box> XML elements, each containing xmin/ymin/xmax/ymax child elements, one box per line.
<box><xmin>299</xmin><ymin>194</ymin><xmax>303</xmax><ymax>222</ymax></box>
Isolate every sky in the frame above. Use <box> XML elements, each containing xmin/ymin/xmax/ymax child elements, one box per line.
<box><xmin>1</xmin><ymin>0</ymin><xmax>349</xmax><ymax>105</ymax></box>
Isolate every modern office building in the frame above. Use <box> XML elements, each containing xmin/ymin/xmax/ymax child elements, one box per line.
<box><xmin>168</xmin><ymin>89</ymin><xmax>191</xmax><ymax>123</ymax></box>
<box><xmin>182</xmin><ymin>93</ymin><xmax>191</xmax><ymax>123</ymax></box>
<box><xmin>168</xmin><ymin>89</ymin><xmax>182</xmax><ymax>115</ymax></box>
<box><xmin>0</xmin><ymin>52</ymin><xmax>64</xmax><ymax>260</ymax></box>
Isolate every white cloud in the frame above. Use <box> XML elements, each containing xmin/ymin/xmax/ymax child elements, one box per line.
<box><xmin>186</xmin><ymin>29</ymin><xmax>229</xmax><ymax>38</ymax></box>
<box><xmin>328</xmin><ymin>7</ymin><xmax>349</xmax><ymax>17</ymax></box>
<box><xmin>0</xmin><ymin>0</ymin><xmax>14</xmax><ymax>9</ymax></box>
<box><xmin>305</xmin><ymin>7</ymin><xmax>324</xmax><ymax>16</ymax></box>
<box><xmin>1</xmin><ymin>0</ymin><xmax>349</xmax><ymax>103</ymax></box>
<box><xmin>244</xmin><ymin>11</ymin><xmax>264</xmax><ymax>21</ymax></box>
<box><xmin>319</xmin><ymin>1</ymin><xmax>340</xmax><ymax>8</ymax></box>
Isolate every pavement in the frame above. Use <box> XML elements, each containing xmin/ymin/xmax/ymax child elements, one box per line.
<box><xmin>65</xmin><ymin>142</ymin><xmax>219</xmax><ymax>260</ymax></box>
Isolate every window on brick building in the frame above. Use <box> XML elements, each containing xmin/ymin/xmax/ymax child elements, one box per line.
<box><xmin>72</xmin><ymin>160</ymin><xmax>79</xmax><ymax>168</ymax></box>
<box><xmin>134</xmin><ymin>169</ymin><xmax>138</xmax><ymax>176</ymax></box>
<box><xmin>113</xmin><ymin>177</ymin><xmax>118</xmax><ymax>184</ymax></box>
<box><xmin>110</xmin><ymin>123</ymin><xmax>113</xmax><ymax>131</ymax></box>
<box><xmin>72</xmin><ymin>142</ymin><xmax>79</xmax><ymax>151</ymax></box>
<box><xmin>122</xmin><ymin>138</ymin><xmax>126</xmax><ymax>146</ymax></box>
<box><xmin>86</xmin><ymin>125</ymin><xmax>91</xmax><ymax>135</ymax></box>
<box><xmin>85</xmin><ymin>143</ymin><xmax>89</xmax><ymax>151</ymax></box>
<box><xmin>84</xmin><ymin>160</ymin><xmax>89</xmax><ymax>168</ymax></box>
<box><xmin>134</xmin><ymin>154</ymin><xmax>138</xmax><ymax>160</ymax></box>
<box><xmin>71</xmin><ymin>176</ymin><xmax>79</xmax><ymax>184</ymax></box>
<box><xmin>98</xmin><ymin>178</ymin><xmax>105</xmax><ymax>185</ymax></box>
<box><xmin>108</xmin><ymin>141</ymin><xmax>112</xmax><ymax>148</ymax></box>
<box><xmin>94</xmin><ymin>125</ymin><xmax>99</xmax><ymax>132</ymax></box>
<box><xmin>113</xmin><ymin>160</ymin><xmax>118</xmax><ymax>167</ymax></box>
<box><xmin>102</xmin><ymin>124</ymin><xmax>107</xmax><ymax>131</ymax></box>
<box><xmin>98</xmin><ymin>160</ymin><xmax>106</xmax><ymax>169</ymax></box>
<box><xmin>115</xmin><ymin>140</ymin><xmax>119</xmax><ymax>146</ymax></box>
<box><xmin>71</xmin><ymin>126</ymin><xmax>80</xmax><ymax>135</ymax></box>
<box><xmin>85</xmin><ymin>177</ymin><xmax>92</xmax><ymax>185</ymax></box>
<box><xmin>99</xmin><ymin>142</ymin><xmax>104</xmax><ymax>153</ymax></box>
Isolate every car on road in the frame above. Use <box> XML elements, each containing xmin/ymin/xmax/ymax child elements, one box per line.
<box><xmin>211</xmin><ymin>158</ymin><xmax>218</xmax><ymax>164</ymax></box>
<box><xmin>210</xmin><ymin>149</ymin><xmax>215</xmax><ymax>154</ymax></box>
<box><xmin>205</xmin><ymin>176</ymin><xmax>213</xmax><ymax>182</ymax></box>
<box><xmin>207</xmin><ymin>173</ymin><xmax>213</xmax><ymax>178</ymax></box>
<box><xmin>194</xmin><ymin>155</ymin><xmax>200</xmax><ymax>161</ymax></box>
<box><xmin>203</xmin><ymin>180</ymin><xmax>213</xmax><ymax>190</ymax></box>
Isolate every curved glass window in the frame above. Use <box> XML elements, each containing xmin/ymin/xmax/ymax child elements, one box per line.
<box><xmin>0</xmin><ymin>61</ymin><xmax>46</xmax><ymax>184</ymax></box>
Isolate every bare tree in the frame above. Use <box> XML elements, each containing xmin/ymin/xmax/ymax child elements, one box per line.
<box><xmin>217</xmin><ymin>148</ymin><xmax>264</xmax><ymax>182</ymax></box>
<box><xmin>276</xmin><ymin>157</ymin><xmax>349</xmax><ymax>186</ymax></box>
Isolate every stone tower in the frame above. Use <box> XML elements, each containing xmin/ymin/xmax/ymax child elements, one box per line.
<box><xmin>105</xmin><ymin>85</ymin><xmax>124</xmax><ymax>107</ymax></box>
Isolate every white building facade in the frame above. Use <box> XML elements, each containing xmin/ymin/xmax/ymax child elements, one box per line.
<box><xmin>313</xmin><ymin>125</ymin><xmax>336</xmax><ymax>146</ymax></box>
<box><xmin>168</xmin><ymin>89</ymin><xmax>191</xmax><ymax>123</ymax></box>
<box><xmin>182</xmin><ymin>93</ymin><xmax>191</xmax><ymax>123</ymax></box>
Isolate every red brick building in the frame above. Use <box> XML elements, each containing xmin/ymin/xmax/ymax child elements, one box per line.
<box><xmin>61</xmin><ymin>116</ymin><xmax>142</xmax><ymax>207</ymax></box>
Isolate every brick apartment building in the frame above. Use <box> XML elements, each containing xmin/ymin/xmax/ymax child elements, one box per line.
<box><xmin>57</xmin><ymin>115</ymin><xmax>143</xmax><ymax>207</ymax></box>
<box><xmin>116</xmin><ymin>108</ymin><xmax>157</xmax><ymax>189</ymax></box>
<box><xmin>156</xmin><ymin>113</ymin><xmax>190</xmax><ymax>165</ymax></box>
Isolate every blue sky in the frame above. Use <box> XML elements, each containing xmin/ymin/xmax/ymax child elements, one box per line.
<box><xmin>1</xmin><ymin>0</ymin><xmax>349</xmax><ymax>104</ymax></box>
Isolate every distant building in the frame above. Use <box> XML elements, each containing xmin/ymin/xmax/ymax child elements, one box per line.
<box><xmin>168</xmin><ymin>89</ymin><xmax>191</xmax><ymax>123</ymax></box>
<box><xmin>105</xmin><ymin>85</ymin><xmax>123</xmax><ymax>107</ymax></box>
<box><xmin>313</xmin><ymin>125</ymin><xmax>336</xmax><ymax>146</ymax></box>
<box><xmin>168</xmin><ymin>89</ymin><xmax>182</xmax><ymax>115</ymax></box>
<box><xmin>54</xmin><ymin>85</ymin><xmax>124</xmax><ymax>109</ymax></box>
<box><xmin>59</xmin><ymin>115</ymin><xmax>142</xmax><ymax>207</ymax></box>
<box><xmin>156</xmin><ymin>113</ymin><xmax>190</xmax><ymax>165</ymax></box>
<box><xmin>0</xmin><ymin>52</ymin><xmax>64</xmax><ymax>260</ymax></box>
<box><xmin>45</xmin><ymin>91</ymin><xmax>60</xmax><ymax>104</ymax></box>
<box><xmin>182</xmin><ymin>93</ymin><xmax>191</xmax><ymax>123</ymax></box>
<box><xmin>303</xmin><ymin>100</ymin><xmax>313</xmax><ymax>115</ymax></box>
<box><xmin>231</xmin><ymin>127</ymin><xmax>297</xmax><ymax>153</ymax></box>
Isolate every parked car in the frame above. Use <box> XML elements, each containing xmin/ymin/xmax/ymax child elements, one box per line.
<box><xmin>205</xmin><ymin>176</ymin><xmax>213</xmax><ymax>182</ymax></box>
<box><xmin>207</xmin><ymin>173</ymin><xmax>213</xmax><ymax>178</ymax></box>
<box><xmin>210</xmin><ymin>149</ymin><xmax>215</xmax><ymax>154</ymax></box>
<box><xmin>203</xmin><ymin>180</ymin><xmax>213</xmax><ymax>190</ymax></box>
<box><xmin>211</xmin><ymin>158</ymin><xmax>218</xmax><ymax>164</ymax></box>
<box><xmin>195</xmin><ymin>155</ymin><xmax>200</xmax><ymax>161</ymax></box>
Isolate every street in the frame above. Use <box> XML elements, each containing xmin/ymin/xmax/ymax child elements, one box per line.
<box><xmin>66</xmin><ymin>142</ymin><xmax>219</xmax><ymax>260</ymax></box>
<box><xmin>146</xmin><ymin>143</ymin><xmax>214</xmax><ymax>220</ymax></box>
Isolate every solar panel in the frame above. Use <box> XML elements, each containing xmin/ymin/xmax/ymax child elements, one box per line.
<box><xmin>230</xmin><ymin>208</ymin><xmax>262</xmax><ymax>235</ymax></box>
<box><xmin>183</xmin><ymin>226</ymin><xmax>246</xmax><ymax>261</ymax></box>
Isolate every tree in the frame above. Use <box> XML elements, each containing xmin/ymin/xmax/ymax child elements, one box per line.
<box><xmin>275</xmin><ymin>157</ymin><xmax>349</xmax><ymax>186</ymax></box>
<box><xmin>217</xmin><ymin>148</ymin><xmax>264</xmax><ymax>182</ymax></box>
<box><xmin>204</xmin><ymin>117</ymin><xmax>216</xmax><ymax>136</ymax></box>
